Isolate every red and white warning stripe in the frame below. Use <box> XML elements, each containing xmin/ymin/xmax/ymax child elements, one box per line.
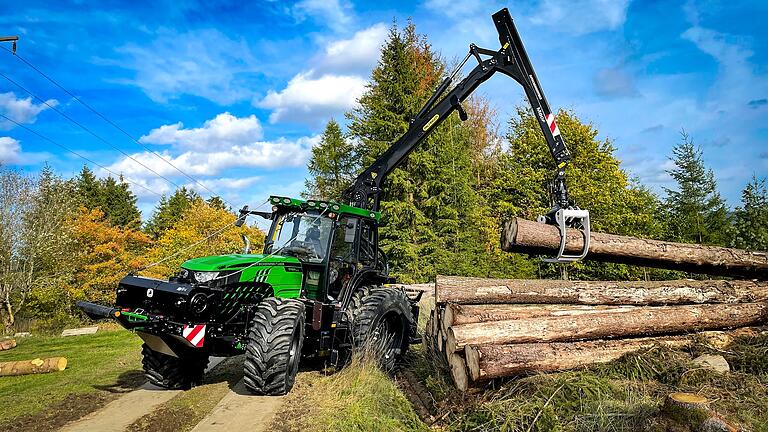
<box><xmin>546</xmin><ymin>113</ymin><xmax>561</xmax><ymax>137</ymax></box>
<box><xmin>182</xmin><ymin>324</ymin><xmax>205</xmax><ymax>348</ymax></box>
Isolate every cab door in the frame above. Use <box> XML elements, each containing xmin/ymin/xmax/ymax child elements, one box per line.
<box><xmin>326</xmin><ymin>216</ymin><xmax>359</xmax><ymax>299</ymax></box>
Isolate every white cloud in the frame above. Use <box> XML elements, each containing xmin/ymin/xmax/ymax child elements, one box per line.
<box><xmin>106</xmin><ymin>136</ymin><xmax>316</xmax><ymax>179</ymax></box>
<box><xmin>0</xmin><ymin>137</ymin><xmax>21</xmax><ymax>163</ymax></box>
<box><xmin>594</xmin><ymin>66</ymin><xmax>638</xmax><ymax>98</ymax></box>
<box><xmin>183</xmin><ymin>175</ymin><xmax>262</xmax><ymax>192</ymax></box>
<box><xmin>0</xmin><ymin>92</ymin><xmax>58</xmax><ymax>129</ymax></box>
<box><xmin>110</xmin><ymin>29</ymin><xmax>259</xmax><ymax>105</ymax></box>
<box><xmin>321</xmin><ymin>24</ymin><xmax>388</xmax><ymax>74</ymax></box>
<box><xmin>106</xmin><ymin>112</ymin><xmax>317</xmax><ymax>183</ymax></box>
<box><xmin>258</xmin><ymin>72</ymin><xmax>367</xmax><ymax>123</ymax></box>
<box><xmin>140</xmin><ymin>112</ymin><xmax>263</xmax><ymax>151</ymax></box>
<box><xmin>291</xmin><ymin>0</ymin><xmax>353</xmax><ymax>32</ymax></box>
<box><xmin>257</xmin><ymin>24</ymin><xmax>387</xmax><ymax>124</ymax></box>
<box><xmin>530</xmin><ymin>0</ymin><xmax>631</xmax><ymax>35</ymax></box>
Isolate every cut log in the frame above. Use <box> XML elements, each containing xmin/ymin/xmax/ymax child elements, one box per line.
<box><xmin>446</xmin><ymin>302</ymin><xmax>768</xmax><ymax>352</ymax></box>
<box><xmin>501</xmin><ymin>217</ymin><xmax>768</xmax><ymax>278</ymax></box>
<box><xmin>442</xmin><ymin>304</ymin><xmax>639</xmax><ymax>333</ymax></box>
<box><xmin>0</xmin><ymin>357</ymin><xmax>67</xmax><ymax>377</ymax></box>
<box><xmin>435</xmin><ymin>275</ymin><xmax>768</xmax><ymax>305</ymax></box>
<box><xmin>0</xmin><ymin>339</ymin><xmax>16</xmax><ymax>351</ymax></box>
<box><xmin>447</xmin><ymin>352</ymin><xmax>469</xmax><ymax>391</ymax></box>
<box><xmin>464</xmin><ymin>336</ymin><xmax>690</xmax><ymax>380</ymax></box>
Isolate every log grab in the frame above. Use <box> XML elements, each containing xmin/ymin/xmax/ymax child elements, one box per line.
<box><xmin>342</xmin><ymin>8</ymin><xmax>590</xmax><ymax>263</ymax></box>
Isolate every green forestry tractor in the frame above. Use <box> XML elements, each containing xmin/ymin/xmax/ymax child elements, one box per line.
<box><xmin>76</xmin><ymin>8</ymin><xmax>590</xmax><ymax>395</ymax></box>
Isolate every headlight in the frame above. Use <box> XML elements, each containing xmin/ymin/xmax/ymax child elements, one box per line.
<box><xmin>194</xmin><ymin>271</ymin><xmax>219</xmax><ymax>283</ymax></box>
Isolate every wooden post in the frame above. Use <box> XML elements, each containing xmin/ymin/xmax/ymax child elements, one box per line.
<box><xmin>435</xmin><ymin>275</ymin><xmax>768</xmax><ymax>305</ymax></box>
<box><xmin>446</xmin><ymin>302</ymin><xmax>768</xmax><ymax>352</ymax></box>
<box><xmin>501</xmin><ymin>217</ymin><xmax>768</xmax><ymax>278</ymax></box>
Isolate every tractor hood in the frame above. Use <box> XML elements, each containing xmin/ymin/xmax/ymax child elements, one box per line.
<box><xmin>180</xmin><ymin>254</ymin><xmax>301</xmax><ymax>272</ymax></box>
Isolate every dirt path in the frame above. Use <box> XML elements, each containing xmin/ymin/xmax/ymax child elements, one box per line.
<box><xmin>189</xmin><ymin>378</ymin><xmax>286</xmax><ymax>432</ymax></box>
<box><xmin>59</xmin><ymin>357</ymin><xmax>225</xmax><ymax>432</ymax></box>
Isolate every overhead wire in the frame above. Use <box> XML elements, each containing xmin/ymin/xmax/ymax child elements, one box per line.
<box><xmin>0</xmin><ymin>112</ymin><xmax>165</xmax><ymax>200</ymax></box>
<box><xmin>0</xmin><ymin>70</ymin><xmax>189</xmax><ymax>192</ymax></box>
<box><xmin>0</xmin><ymin>45</ymin><xmax>237</xmax><ymax>209</ymax></box>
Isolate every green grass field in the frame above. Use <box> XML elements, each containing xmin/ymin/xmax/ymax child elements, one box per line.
<box><xmin>0</xmin><ymin>326</ymin><xmax>144</xmax><ymax>428</ymax></box>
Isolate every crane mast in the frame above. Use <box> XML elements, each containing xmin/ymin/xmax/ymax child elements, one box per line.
<box><xmin>342</xmin><ymin>8</ymin><xmax>590</xmax><ymax>263</ymax></box>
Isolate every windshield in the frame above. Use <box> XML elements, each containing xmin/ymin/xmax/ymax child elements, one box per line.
<box><xmin>267</xmin><ymin>212</ymin><xmax>334</xmax><ymax>263</ymax></box>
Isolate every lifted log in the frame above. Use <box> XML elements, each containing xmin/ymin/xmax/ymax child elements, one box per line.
<box><xmin>435</xmin><ymin>275</ymin><xmax>768</xmax><ymax>305</ymax></box>
<box><xmin>501</xmin><ymin>217</ymin><xmax>768</xmax><ymax>279</ymax></box>
<box><xmin>464</xmin><ymin>336</ymin><xmax>689</xmax><ymax>380</ymax></box>
<box><xmin>446</xmin><ymin>302</ymin><xmax>768</xmax><ymax>352</ymax></box>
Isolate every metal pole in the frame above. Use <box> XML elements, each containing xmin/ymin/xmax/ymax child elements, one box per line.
<box><xmin>0</xmin><ymin>36</ymin><xmax>18</xmax><ymax>53</ymax></box>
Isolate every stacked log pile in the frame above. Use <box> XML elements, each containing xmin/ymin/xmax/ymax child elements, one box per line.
<box><xmin>424</xmin><ymin>218</ymin><xmax>768</xmax><ymax>391</ymax></box>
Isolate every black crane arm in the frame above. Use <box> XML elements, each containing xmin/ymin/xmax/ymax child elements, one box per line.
<box><xmin>343</xmin><ymin>8</ymin><xmax>573</xmax><ymax>213</ymax></box>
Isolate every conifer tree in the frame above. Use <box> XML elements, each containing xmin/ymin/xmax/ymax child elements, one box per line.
<box><xmin>145</xmin><ymin>187</ymin><xmax>200</xmax><ymax>237</ymax></box>
<box><xmin>663</xmin><ymin>132</ymin><xmax>729</xmax><ymax>245</ymax></box>
<box><xmin>304</xmin><ymin>119</ymin><xmax>356</xmax><ymax>201</ymax></box>
<box><xmin>730</xmin><ymin>175</ymin><xmax>768</xmax><ymax>250</ymax></box>
<box><xmin>75</xmin><ymin>166</ymin><xmax>102</xmax><ymax>210</ymax></box>
<box><xmin>101</xmin><ymin>175</ymin><xmax>141</xmax><ymax>229</ymax></box>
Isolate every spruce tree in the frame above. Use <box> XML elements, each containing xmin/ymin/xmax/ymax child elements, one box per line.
<box><xmin>730</xmin><ymin>175</ymin><xmax>768</xmax><ymax>250</ymax></box>
<box><xmin>75</xmin><ymin>166</ymin><xmax>103</xmax><ymax>210</ymax></box>
<box><xmin>206</xmin><ymin>196</ymin><xmax>228</xmax><ymax>211</ymax></box>
<box><xmin>663</xmin><ymin>132</ymin><xmax>729</xmax><ymax>245</ymax></box>
<box><xmin>304</xmin><ymin>119</ymin><xmax>356</xmax><ymax>201</ymax></box>
<box><xmin>145</xmin><ymin>187</ymin><xmax>200</xmax><ymax>237</ymax></box>
<box><xmin>101</xmin><ymin>176</ymin><xmax>141</xmax><ymax>229</ymax></box>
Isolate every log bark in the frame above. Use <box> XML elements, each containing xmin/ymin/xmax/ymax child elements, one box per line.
<box><xmin>435</xmin><ymin>275</ymin><xmax>768</xmax><ymax>305</ymax></box>
<box><xmin>446</xmin><ymin>302</ymin><xmax>768</xmax><ymax>352</ymax></box>
<box><xmin>0</xmin><ymin>357</ymin><xmax>67</xmax><ymax>376</ymax></box>
<box><xmin>502</xmin><ymin>217</ymin><xmax>768</xmax><ymax>278</ymax></box>
<box><xmin>0</xmin><ymin>339</ymin><xmax>16</xmax><ymax>351</ymax></box>
<box><xmin>442</xmin><ymin>304</ymin><xmax>639</xmax><ymax>333</ymax></box>
<box><xmin>464</xmin><ymin>336</ymin><xmax>690</xmax><ymax>380</ymax></box>
<box><xmin>447</xmin><ymin>352</ymin><xmax>469</xmax><ymax>391</ymax></box>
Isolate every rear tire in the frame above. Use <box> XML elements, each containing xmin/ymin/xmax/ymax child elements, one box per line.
<box><xmin>243</xmin><ymin>297</ymin><xmax>305</xmax><ymax>395</ymax></box>
<box><xmin>346</xmin><ymin>286</ymin><xmax>413</xmax><ymax>371</ymax></box>
<box><xmin>142</xmin><ymin>344</ymin><xmax>209</xmax><ymax>390</ymax></box>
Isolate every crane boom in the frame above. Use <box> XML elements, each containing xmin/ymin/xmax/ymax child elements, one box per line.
<box><xmin>343</xmin><ymin>8</ymin><xmax>590</xmax><ymax>263</ymax></box>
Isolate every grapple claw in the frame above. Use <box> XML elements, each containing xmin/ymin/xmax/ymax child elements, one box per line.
<box><xmin>537</xmin><ymin>208</ymin><xmax>590</xmax><ymax>263</ymax></box>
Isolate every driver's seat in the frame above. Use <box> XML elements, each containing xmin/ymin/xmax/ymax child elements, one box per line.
<box><xmin>305</xmin><ymin>227</ymin><xmax>324</xmax><ymax>257</ymax></box>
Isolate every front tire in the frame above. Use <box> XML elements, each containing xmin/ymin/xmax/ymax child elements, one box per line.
<box><xmin>142</xmin><ymin>344</ymin><xmax>209</xmax><ymax>390</ymax></box>
<box><xmin>243</xmin><ymin>297</ymin><xmax>305</xmax><ymax>395</ymax></box>
<box><xmin>346</xmin><ymin>286</ymin><xmax>413</xmax><ymax>371</ymax></box>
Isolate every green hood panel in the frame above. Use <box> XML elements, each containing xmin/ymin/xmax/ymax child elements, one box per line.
<box><xmin>181</xmin><ymin>254</ymin><xmax>305</xmax><ymax>299</ymax></box>
<box><xmin>181</xmin><ymin>254</ymin><xmax>300</xmax><ymax>271</ymax></box>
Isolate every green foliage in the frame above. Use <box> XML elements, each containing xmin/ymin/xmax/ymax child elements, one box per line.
<box><xmin>305</xmin><ymin>119</ymin><xmax>356</xmax><ymax>201</ymax></box>
<box><xmin>729</xmin><ymin>175</ymin><xmax>768</xmax><ymax>250</ymax></box>
<box><xmin>495</xmin><ymin>108</ymin><xmax>666</xmax><ymax>280</ymax></box>
<box><xmin>145</xmin><ymin>187</ymin><xmax>201</xmax><ymax>238</ymax></box>
<box><xmin>663</xmin><ymin>132</ymin><xmax>729</xmax><ymax>245</ymax></box>
<box><xmin>74</xmin><ymin>166</ymin><xmax>141</xmax><ymax>229</ymax></box>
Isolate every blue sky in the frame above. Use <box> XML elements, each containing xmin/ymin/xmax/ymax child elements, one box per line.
<box><xmin>1</xmin><ymin>0</ymin><xmax>766</xmax><ymax>221</ymax></box>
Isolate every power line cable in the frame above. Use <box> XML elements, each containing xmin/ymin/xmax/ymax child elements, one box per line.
<box><xmin>0</xmin><ymin>112</ymin><xmax>165</xmax><ymax>200</ymax></box>
<box><xmin>0</xmin><ymin>45</ymin><xmax>237</xmax><ymax>208</ymax></box>
<box><xmin>0</xmin><ymin>70</ymin><xmax>189</xmax><ymax>193</ymax></box>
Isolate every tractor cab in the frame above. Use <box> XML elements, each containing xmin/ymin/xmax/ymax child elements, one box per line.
<box><xmin>259</xmin><ymin>196</ymin><xmax>387</xmax><ymax>302</ymax></box>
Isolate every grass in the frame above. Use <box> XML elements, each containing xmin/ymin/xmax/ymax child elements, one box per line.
<box><xmin>273</xmin><ymin>358</ymin><xmax>428</xmax><ymax>432</ymax></box>
<box><xmin>0</xmin><ymin>325</ymin><xmax>144</xmax><ymax>428</ymax></box>
<box><xmin>413</xmin><ymin>336</ymin><xmax>768</xmax><ymax>432</ymax></box>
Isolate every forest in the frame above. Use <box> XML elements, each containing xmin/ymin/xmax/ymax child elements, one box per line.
<box><xmin>1</xmin><ymin>22</ymin><xmax>766</xmax><ymax>334</ymax></box>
